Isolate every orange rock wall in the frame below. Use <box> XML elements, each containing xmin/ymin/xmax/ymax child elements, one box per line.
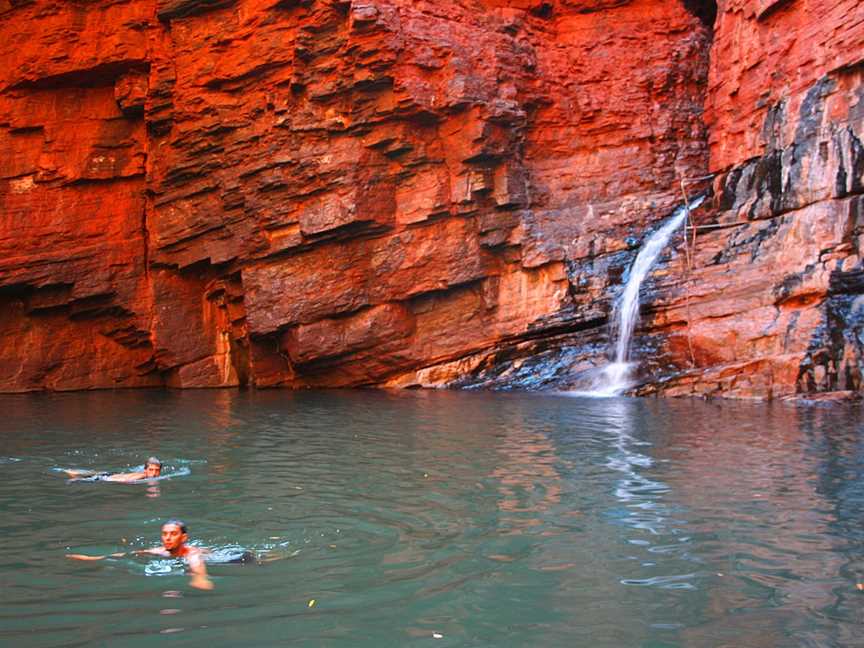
<box><xmin>1</xmin><ymin>0</ymin><xmax>862</xmax><ymax>399</ymax></box>
<box><xmin>705</xmin><ymin>0</ymin><xmax>864</xmax><ymax>172</ymax></box>
<box><xmin>0</xmin><ymin>0</ymin><xmax>710</xmax><ymax>391</ymax></box>
<box><xmin>641</xmin><ymin>0</ymin><xmax>864</xmax><ymax>398</ymax></box>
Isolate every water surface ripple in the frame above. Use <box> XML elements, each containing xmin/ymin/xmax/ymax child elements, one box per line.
<box><xmin>1</xmin><ymin>390</ymin><xmax>863</xmax><ymax>647</ymax></box>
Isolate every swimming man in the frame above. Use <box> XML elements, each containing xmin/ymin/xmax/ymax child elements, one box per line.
<box><xmin>62</xmin><ymin>457</ymin><xmax>162</xmax><ymax>482</ymax></box>
<box><xmin>67</xmin><ymin>519</ymin><xmax>214</xmax><ymax>590</ymax></box>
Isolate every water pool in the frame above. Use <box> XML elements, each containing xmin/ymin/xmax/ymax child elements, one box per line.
<box><xmin>1</xmin><ymin>390</ymin><xmax>862</xmax><ymax>647</ymax></box>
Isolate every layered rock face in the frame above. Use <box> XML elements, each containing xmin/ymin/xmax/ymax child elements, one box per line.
<box><xmin>0</xmin><ymin>0</ymin><xmax>861</xmax><ymax>399</ymax></box>
<box><xmin>440</xmin><ymin>0</ymin><xmax>864</xmax><ymax>400</ymax></box>
<box><xmin>639</xmin><ymin>0</ymin><xmax>864</xmax><ymax>398</ymax></box>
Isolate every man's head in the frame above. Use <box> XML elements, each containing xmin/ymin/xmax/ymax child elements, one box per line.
<box><xmin>144</xmin><ymin>457</ymin><xmax>162</xmax><ymax>478</ymax></box>
<box><xmin>161</xmin><ymin>519</ymin><xmax>188</xmax><ymax>552</ymax></box>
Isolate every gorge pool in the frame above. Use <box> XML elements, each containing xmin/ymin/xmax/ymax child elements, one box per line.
<box><xmin>1</xmin><ymin>390</ymin><xmax>862</xmax><ymax>647</ymax></box>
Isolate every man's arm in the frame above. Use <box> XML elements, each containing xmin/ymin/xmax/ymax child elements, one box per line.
<box><xmin>67</xmin><ymin>547</ymin><xmax>166</xmax><ymax>560</ymax></box>
<box><xmin>186</xmin><ymin>551</ymin><xmax>214</xmax><ymax>590</ymax></box>
<box><xmin>66</xmin><ymin>552</ymin><xmax>127</xmax><ymax>561</ymax></box>
<box><xmin>62</xmin><ymin>469</ymin><xmax>97</xmax><ymax>478</ymax></box>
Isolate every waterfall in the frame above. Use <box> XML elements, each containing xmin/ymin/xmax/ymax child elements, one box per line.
<box><xmin>584</xmin><ymin>196</ymin><xmax>705</xmax><ymax>397</ymax></box>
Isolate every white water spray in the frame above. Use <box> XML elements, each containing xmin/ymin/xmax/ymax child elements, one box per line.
<box><xmin>585</xmin><ymin>196</ymin><xmax>705</xmax><ymax>397</ymax></box>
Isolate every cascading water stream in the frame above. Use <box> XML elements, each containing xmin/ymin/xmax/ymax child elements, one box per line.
<box><xmin>585</xmin><ymin>196</ymin><xmax>705</xmax><ymax>397</ymax></box>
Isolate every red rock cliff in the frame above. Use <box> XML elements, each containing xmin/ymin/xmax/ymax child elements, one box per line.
<box><xmin>643</xmin><ymin>0</ymin><xmax>864</xmax><ymax>398</ymax></box>
<box><xmin>0</xmin><ymin>0</ymin><xmax>861</xmax><ymax>399</ymax></box>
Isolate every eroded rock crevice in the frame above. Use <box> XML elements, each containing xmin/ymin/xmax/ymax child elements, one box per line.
<box><xmin>681</xmin><ymin>0</ymin><xmax>717</xmax><ymax>29</ymax></box>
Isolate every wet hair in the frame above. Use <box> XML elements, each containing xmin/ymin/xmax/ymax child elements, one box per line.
<box><xmin>146</xmin><ymin>457</ymin><xmax>162</xmax><ymax>468</ymax></box>
<box><xmin>163</xmin><ymin>519</ymin><xmax>187</xmax><ymax>533</ymax></box>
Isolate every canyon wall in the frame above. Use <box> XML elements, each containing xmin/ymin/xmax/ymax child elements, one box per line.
<box><xmin>640</xmin><ymin>0</ymin><xmax>864</xmax><ymax>399</ymax></box>
<box><xmin>0</xmin><ymin>0</ymin><xmax>861</xmax><ymax>399</ymax></box>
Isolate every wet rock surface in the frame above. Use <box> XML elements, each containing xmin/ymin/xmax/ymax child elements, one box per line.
<box><xmin>0</xmin><ymin>0</ymin><xmax>861</xmax><ymax>400</ymax></box>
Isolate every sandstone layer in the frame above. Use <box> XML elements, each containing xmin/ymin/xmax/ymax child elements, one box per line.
<box><xmin>0</xmin><ymin>0</ymin><xmax>861</xmax><ymax>399</ymax></box>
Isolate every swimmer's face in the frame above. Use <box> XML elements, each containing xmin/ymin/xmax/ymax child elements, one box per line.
<box><xmin>145</xmin><ymin>463</ymin><xmax>161</xmax><ymax>478</ymax></box>
<box><xmin>161</xmin><ymin>524</ymin><xmax>186</xmax><ymax>552</ymax></box>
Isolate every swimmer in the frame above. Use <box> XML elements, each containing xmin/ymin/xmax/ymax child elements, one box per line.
<box><xmin>67</xmin><ymin>519</ymin><xmax>214</xmax><ymax>590</ymax></box>
<box><xmin>62</xmin><ymin>457</ymin><xmax>162</xmax><ymax>482</ymax></box>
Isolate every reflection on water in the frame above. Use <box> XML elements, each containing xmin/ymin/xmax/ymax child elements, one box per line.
<box><xmin>602</xmin><ymin>398</ymin><xmax>671</xmax><ymax>536</ymax></box>
<box><xmin>0</xmin><ymin>390</ymin><xmax>862</xmax><ymax>647</ymax></box>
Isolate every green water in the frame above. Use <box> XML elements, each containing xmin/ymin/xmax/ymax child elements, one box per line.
<box><xmin>0</xmin><ymin>390</ymin><xmax>862</xmax><ymax>647</ymax></box>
